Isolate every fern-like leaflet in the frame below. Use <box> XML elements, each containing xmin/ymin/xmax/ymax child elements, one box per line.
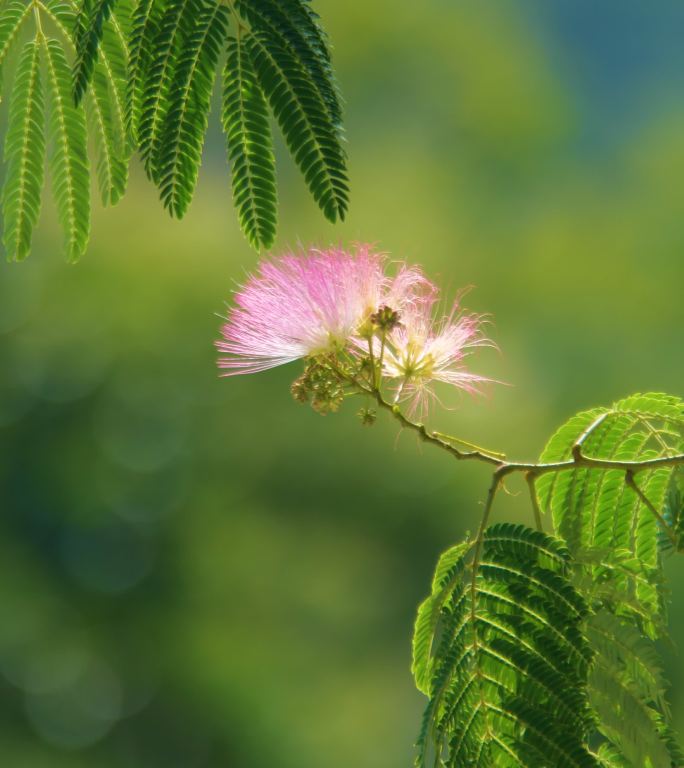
<box><xmin>534</xmin><ymin>392</ymin><xmax>684</xmax><ymax>766</ymax></box>
<box><xmin>244</xmin><ymin>28</ymin><xmax>347</xmax><ymax>224</ymax></box>
<box><xmin>235</xmin><ymin>0</ymin><xmax>342</xmax><ymax>128</ymax></box>
<box><xmin>414</xmin><ymin>524</ymin><xmax>598</xmax><ymax>767</ymax></box>
<box><xmin>0</xmin><ymin>0</ymin><xmax>345</xmax><ymax>258</ymax></box>
<box><xmin>3</xmin><ymin>39</ymin><xmax>45</xmax><ymax>261</ymax></box>
<box><xmin>222</xmin><ymin>34</ymin><xmax>277</xmax><ymax>250</ymax></box>
<box><xmin>411</xmin><ymin>393</ymin><xmax>684</xmax><ymax>766</ymax></box>
<box><xmin>72</xmin><ymin>0</ymin><xmax>116</xmax><ymax>103</ymax></box>
<box><xmin>154</xmin><ymin>0</ymin><xmax>229</xmax><ymax>217</ymax></box>
<box><xmin>127</xmin><ymin>0</ymin><xmax>347</xmax><ymax>249</ymax></box>
<box><xmin>43</xmin><ymin>36</ymin><xmax>91</xmax><ymax>261</ymax></box>
<box><xmin>0</xmin><ymin>0</ymin><xmax>129</xmax><ymax>260</ymax></box>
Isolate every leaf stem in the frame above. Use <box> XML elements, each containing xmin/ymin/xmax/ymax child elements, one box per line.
<box><xmin>432</xmin><ymin>431</ymin><xmax>506</xmax><ymax>461</ymax></box>
<box><xmin>32</xmin><ymin>2</ymin><xmax>43</xmax><ymax>36</ymax></box>
<box><xmin>526</xmin><ymin>471</ymin><xmax>543</xmax><ymax>532</ymax></box>
<box><xmin>625</xmin><ymin>470</ymin><xmax>679</xmax><ymax>549</ymax></box>
<box><xmin>224</xmin><ymin>0</ymin><xmax>246</xmax><ymax>33</ymax></box>
<box><xmin>468</xmin><ymin>468</ymin><xmax>503</xmax><ymax>739</ymax></box>
<box><xmin>367</xmin><ymin>336</ymin><xmax>376</xmax><ymax>389</ymax></box>
<box><xmin>370</xmin><ymin>389</ymin><xmax>502</xmax><ymax>465</ymax></box>
<box><xmin>471</xmin><ymin>470</ymin><xmax>503</xmax><ymax>600</ymax></box>
<box><xmin>377</xmin><ymin>329</ymin><xmax>386</xmax><ymax>389</ymax></box>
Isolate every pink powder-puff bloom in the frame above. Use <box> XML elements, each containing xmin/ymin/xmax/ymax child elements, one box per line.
<box><xmin>217</xmin><ymin>245</ymin><xmax>436</xmax><ymax>375</ymax></box>
<box><xmin>380</xmin><ymin>296</ymin><xmax>494</xmax><ymax>419</ymax></box>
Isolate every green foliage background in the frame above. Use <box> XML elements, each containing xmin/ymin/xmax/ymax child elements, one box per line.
<box><xmin>0</xmin><ymin>1</ymin><xmax>684</xmax><ymax>766</ymax></box>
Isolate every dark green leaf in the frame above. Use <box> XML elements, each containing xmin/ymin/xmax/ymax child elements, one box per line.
<box><xmin>415</xmin><ymin>524</ymin><xmax>597</xmax><ymax>768</ymax></box>
<box><xmin>154</xmin><ymin>0</ymin><xmax>228</xmax><ymax>217</ymax></box>
<box><xmin>72</xmin><ymin>0</ymin><xmax>117</xmax><ymax>104</ymax></box>
<box><xmin>137</xmin><ymin>0</ymin><xmax>200</xmax><ymax>176</ymax></box>
<box><xmin>222</xmin><ymin>34</ymin><xmax>277</xmax><ymax>249</ymax></box>
<box><xmin>3</xmin><ymin>39</ymin><xmax>45</xmax><ymax>261</ymax></box>
<box><xmin>245</xmin><ymin>28</ymin><xmax>348</xmax><ymax>223</ymax></box>
<box><xmin>0</xmin><ymin>0</ymin><xmax>32</xmax><ymax>73</ymax></box>
<box><xmin>43</xmin><ymin>36</ymin><xmax>90</xmax><ymax>261</ymax></box>
<box><xmin>235</xmin><ymin>0</ymin><xmax>342</xmax><ymax>126</ymax></box>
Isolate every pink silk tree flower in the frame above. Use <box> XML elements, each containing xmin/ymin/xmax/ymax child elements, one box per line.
<box><xmin>380</xmin><ymin>297</ymin><xmax>494</xmax><ymax>419</ymax></box>
<box><xmin>217</xmin><ymin>245</ymin><xmax>435</xmax><ymax>375</ymax></box>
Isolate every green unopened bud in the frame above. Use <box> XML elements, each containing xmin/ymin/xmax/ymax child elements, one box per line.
<box><xmin>357</xmin><ymin>407</ymin><xmax>377</xmax><ymax>426</ymax></box>
<box><xmin>370</xmin><ymin>305</ymin><xmax>401</xmax><ymax>331</ymax></box>
<box><xmin>311</xmin><ymin>384</ymin><xmax>345</xmax><ymax>414</ymax></box>
<box><xmin>293</xmin><ymin>358</ymin><xmax>346</xmax><ymax>415</ymax></box>
<box><xmin>290</xmin><ymin>375</ymin><xmax>309</xmax><ymax>404</ymax></box>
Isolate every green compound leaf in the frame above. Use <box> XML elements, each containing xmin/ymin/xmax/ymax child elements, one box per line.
<box><xmin>124</xmin><ymin>0</ymin><xmax>347</xmax><ymax>248</ymax></box>
<box><xmin>137</xmin><ymin>0</ymin><xmax>200</xmax><ymax>177</ymax></box>
<box><xmin>594</xmin><ymin>743</ymin><xmax>631</xmax><ymax>768</ymax></box>
<box><xmin>3</xmin><ymin>39</ymin><xmax>45</xmax><ymax>261</ymax></box>
<box><xmin>126</xmin><ymin>0</ymin><xmax>160</xmax><ymax>140</ymax></box>
<box><xmin>0</xmin><ymin>0</ymin><xmax>32</xmax><ymax>73</ymax></box>
<box><xmin>538</xmin><ymin>392</ymin><xmax>684</xmax><ymax>631</ymax></box>
<box><xmin>88</xmin><ymin>64</ymin><xmax>128</xmax><ymax>205</ymax></box>
<box><xmin>43</xmin><ymin>36</ymin><xmax>90</xmax><ymax>262</ymax></box>
<box><xmin>235</xmin><ymin>0</ymin><xmax>342</xmax><ymax>127</ymax></box>
<box><xmin>98</xmin><ymin>1</ymin><xmax>130</xmax><ymax>149</ymax></box>
<box><xmin>245</xmin><ymin>28</ymin><xmax>348</xmax><ymax>223</ymax></box>
<box><xmin>154</xmin><ymin>0</ymin><xmax>229</xmax><ymax>217</ymax></box>
<box><xmin>72</xmin><ymin>0</ymin><xmax>117</xmax><ymax>104</ymax></box>
<box><xmin>411</xmin><ymin>539</ymin><xmax>471</xmax><ymax>696</ymax></box>
<box><xmin>2</xmin><ymin>0</ymin><xmax>347</xmax><ymax>256</ymax></box>
<box><xmin>664</xmin><ymin>467</ymin><xmax>684</xmax><ymax>552</ymax></box>
<box><xmin>538</xmin><ymin>393</ymin><xmax>684</xmax><ymax>764</ymax></box>
<box><xmin>90</xmin><ymin>2</ymin><xmax>131</xmax><ymax>204</ymax></box>
<box><xmin>414</xmin><ymin>523</ymin><xmax>598</xmax><ymax>768</ymax></box>
<box><xmin>222</xmin><ymin>35</ymin><xmax>277</xmax><ymax>251</ymax></box>
<box><xmin>588</xmin><ymin>611</ymin><xmax>683</xmax><ymax>768</ymax></box>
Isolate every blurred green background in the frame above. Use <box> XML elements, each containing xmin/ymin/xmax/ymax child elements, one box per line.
<box><xmin>1</xmin><ymin>1</ymin><xmax>684</xmax><ymax>765</ymax></box>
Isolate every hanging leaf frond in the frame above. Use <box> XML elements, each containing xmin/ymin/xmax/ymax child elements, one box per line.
<box><xmin>3</xmin><ymin>39</ymin><xmax>45</xmax><ymax>261</ymax></box>
<box><xmin>222</xmin><ymin>34</ymin><xmax>277</xmax><ymax>250</ymax></box>
<box><xmin>154</xmin><ymin>0</ymin><xmax>229</xmax><ymax>217</ymax></box>
<box><xmin>235</xmin><ymin>0</ymin><xmax>342</xmax><ymax>127</ymax></box>
<box><xmin>43</xmin><ymin>36</ymin><xmax>91</xmax><ymax>261</ymax></box>
<box><xmin>137</xmin><ymin>0</ymin><xmax>200</xmax><ymax>176</ymax></box>
<box><xmin>126</xmin><ymin>0</ymin><xmax>160</xmax><ymax>140</ymax></box>
<box><xmin>244</xmin><ymin>28</ymin><xmax>348</xmax><ymax>223</ymax></box>
<box><xmin>72</xmin><ymin>0</ymin><xmax>117</xmax><ymax>103</ymax></box>
<box><xmin>0</xmin><ymin>0</ymin><xmax>32</xmax><ymax>72</ymax></box>
<box><xmin>0</xmin><ymin>0</ymin><xmax>348</xmax><ymax>258</ymax></box>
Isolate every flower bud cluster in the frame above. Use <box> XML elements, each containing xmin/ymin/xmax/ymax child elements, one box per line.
<box><xmin>370</xmin><ymin>305</ymin><xmax>401</xmax><ymax>332</ymax></box>
<box><xmin>290</xmin><ymin>359</ymin><xmax>345</xmax><ymax>415</ymax></box>
<box><xmin>357</xmin><ymin>407</ymin><xmax>377</xmax><ymax>426</ymax></box>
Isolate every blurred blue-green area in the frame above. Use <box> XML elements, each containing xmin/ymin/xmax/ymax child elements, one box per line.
<box><xmin>1</xmin><ymin>1</ymin><xmax>684</xmax><ymax>765</ymax></box>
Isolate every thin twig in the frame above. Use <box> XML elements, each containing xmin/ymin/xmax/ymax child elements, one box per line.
<box><xmin>371</xmin><ymin>390</ymin><xmax>502</xmax><ymax>465</ymax></box>
<box><xmin>469</xmin><ymin>468</ymin><xmax>503</xmax><ymax>738</ymax></box>
<box><xmin>375</xmin><ymin>388</ymin><xmax>683</xmax><ymax>541</ymax></box>
<box><xmin>372</xmin><ymin>386</ymin><xmax>684</xmax><ymax>477</ymax></box>
<box><xmin>337</xmin><ymin>363</ymin><xmax>684</xmax><ymax>543</ymax></box>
